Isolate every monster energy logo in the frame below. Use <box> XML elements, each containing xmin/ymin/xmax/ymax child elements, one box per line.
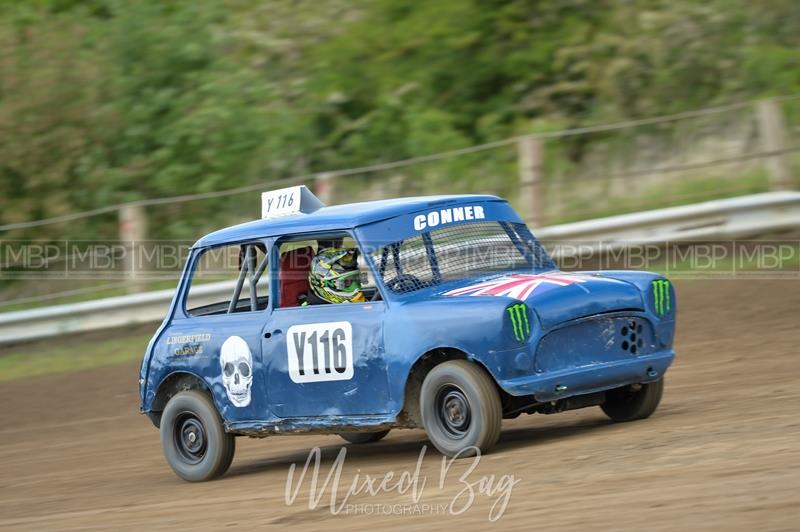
<box><xmin>507</xmin><ymin>303</ymin><xmax>531</xmax><ymax>342</ymax></box>
<box><xmin>652</xmin><ymin>279</ymin><xmax>671</xmax><ymax>316</ymax></box>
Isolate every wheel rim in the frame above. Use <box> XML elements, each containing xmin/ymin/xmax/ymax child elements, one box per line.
<box><xmin>173</xmin><ymin>412</ymin><xmax>207</xmax><ymax>464</ymax></box>
<box><xmin>435</xmin><ymin>384</ymin><xmax>471</xmax><ymax>438</ymax></box>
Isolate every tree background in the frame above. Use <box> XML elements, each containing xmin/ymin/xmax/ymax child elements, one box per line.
<box><xmin>1</xmin><ymin>0</ymin><xmax>799</xmax><ymax>241</ymax></box>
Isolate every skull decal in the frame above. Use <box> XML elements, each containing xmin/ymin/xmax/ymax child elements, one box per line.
<box><xmin>220</xmin><ymin>336</ymin><xmax>253</xmax><ymax>407</ymax></box>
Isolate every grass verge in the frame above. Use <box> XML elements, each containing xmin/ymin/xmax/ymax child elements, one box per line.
<box><xmin>0</xmin><ymin>327</ymin><xmax>153</xmax><ymax>382</ymax></box>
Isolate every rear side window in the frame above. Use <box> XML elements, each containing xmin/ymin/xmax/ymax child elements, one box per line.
<box><xmin>185</xmin><ymin>242</ymin><xmax>269</xmax><ymax>317</ymax></box>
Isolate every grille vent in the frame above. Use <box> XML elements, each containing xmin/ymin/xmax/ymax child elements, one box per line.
<box><xmin>620</xmin><ymin>319</ymin><xmax>644</xmax><ymax>355</ymax></box>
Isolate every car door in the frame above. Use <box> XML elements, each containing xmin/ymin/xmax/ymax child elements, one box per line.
<box><xmin>265</xmin><ymin>301</ymin><xmax>389</xmax><ymax>417</ymax></box>
<box><xmin>264</xmin><ymin>237</ymin><xmax>390</xmax><ymax>417</ymax></box>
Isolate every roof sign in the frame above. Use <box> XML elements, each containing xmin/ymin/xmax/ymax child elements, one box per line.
<box><xmin>261</xmin><ymin>185</ymin><xmax>325</xmax><ymax>219</ymax></box>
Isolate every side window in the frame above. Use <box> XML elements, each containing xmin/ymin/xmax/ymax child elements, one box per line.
<box><xmin>277</xmin><ymin>234</ymin><xmax>378</xmax><ymax>308</ymax></box>
<box><xmin>185</xmin><ymin>242</ymin><xmax>269</xmax><ymax>317</ymax></box>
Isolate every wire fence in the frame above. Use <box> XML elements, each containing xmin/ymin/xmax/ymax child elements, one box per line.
<box><xmin>2</xmin><ymin>92</ymin><xmax>799</xmax><ymax>233</ymax></box>
<box><xmin>1</xmin><ymin>93</ymin><xmax>799</xmax><ymax>308</ymax></box>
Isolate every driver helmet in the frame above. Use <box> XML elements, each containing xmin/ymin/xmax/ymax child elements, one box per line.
<box><xmin>309</xmin><ymin>247</ymin><xmax>365</xmax><ymax>303</ymax></box>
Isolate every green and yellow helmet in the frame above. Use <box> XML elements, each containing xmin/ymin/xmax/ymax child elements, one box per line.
<box><xmin>309</xmin><ymin>248</ymin><xmax>365</xmax><ymax>304</ymax></box>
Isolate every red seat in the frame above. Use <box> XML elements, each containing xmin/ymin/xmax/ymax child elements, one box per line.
<box><xmin>279</xmin><ymin>247</ymin><xmax>314</xmax><ymax>307</ymax></box>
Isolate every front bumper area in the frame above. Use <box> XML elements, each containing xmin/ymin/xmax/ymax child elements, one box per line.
<box><xmin>498</xmin><ymin>349</ymin><xmax>675</xmax><ymax>401</ymax></box>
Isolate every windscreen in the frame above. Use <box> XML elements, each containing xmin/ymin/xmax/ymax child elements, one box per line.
<box><xmin>370</xmin><ymin>221</ymin><xmax>555</xmax><ymax>295</ymax></box>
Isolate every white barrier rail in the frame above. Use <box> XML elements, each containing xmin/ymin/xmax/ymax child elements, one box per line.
<box><xmin>0</xmin><ymin>280</ymin><xmax>237</xmax><ymax>346</ymax></box>
<box><xmin>1</xmin><ymin>191</ymin><xmax>799</xmax><ymax>346</ymax></box>
<box><xmin>536</xmin><ymin>191</ymin><xmax>800</xmax><ymax>245</ymax></box>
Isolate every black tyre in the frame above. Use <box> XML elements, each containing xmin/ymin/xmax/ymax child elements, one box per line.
<box><xmin>420</xmin><ymin>360</ymin><xmax>502</xmax><ymax>458</ymax></box>
<box><xmin>160</xmin><ymin>390</ymin><xmax>235</xmax><ymax>482</ymax></box>
<box><xmin>601</xmin><ymin>379</ymin><xmax>664</xmax><ymax>422</ymax></box>
<box><xmin>339</xmin><ymin>430</ymin><xmax>391</xmax><ymax>444</ymax></box>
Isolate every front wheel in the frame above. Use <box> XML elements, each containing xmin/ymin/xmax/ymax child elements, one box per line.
<box><xmin>339</xmin><ymin>430</ymin><xmax>390</xmax><ymax>444</ymax></box>
<box><xmin>601</xmin><ymin>379</ymin><xmax>664</xmax><ymax>422</ymax></box>
<box><xmin>420</xmin><ymin>360</ymin><xmax>502</xmax><ymax>458</ymax></box>
<box><xmin>160</xmin><ymin>390</ymin><xmax>235</xmax><ymax>482</ymax></box>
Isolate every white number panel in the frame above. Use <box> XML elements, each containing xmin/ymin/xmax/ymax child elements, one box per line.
<box><xmin>261</xmin><ymin>186</ymin><xmax>300</xmax><ymax>219</ymax></box>
<box><xmin>287</xmin><ymin>321</ymin><xmax>354</xmax><ymax>383</ymax></box>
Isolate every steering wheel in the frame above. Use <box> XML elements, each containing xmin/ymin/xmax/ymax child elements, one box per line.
<box><xmin>385</xmin><ymin>274</ymin><xmax>423</xmax><ymax>293</ymax></box>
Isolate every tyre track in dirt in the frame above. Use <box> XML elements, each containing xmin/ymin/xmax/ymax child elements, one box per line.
<box><xmin>0</xmin><ymin>279</ymin><xmax>798</xmax><ymax>531</ymax></box>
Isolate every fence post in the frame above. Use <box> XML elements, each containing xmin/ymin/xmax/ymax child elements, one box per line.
<box><xmin>756</xmin><ymin>99</ymin><xmax>793</xmax><ymax>191</ymax></box>
<box><xmin>119</xmin><ymin>203</ymin><xmax>147</xmax><ymax>294</ymax></box>
<box><xmin>518</xmin><ymin>136</ymin><xmax>545</xmax><ymax>227</ymax></box>
<box><xmin>314</xmin><ymin>172</ymin><xmax>334</xmax><ymax>205</ymax></box>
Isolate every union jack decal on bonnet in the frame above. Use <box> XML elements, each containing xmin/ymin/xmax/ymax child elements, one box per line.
<box><xmin>443</xmin><ymin>273</ymin><xmax>594</xmax><ymax>301</ymax></box>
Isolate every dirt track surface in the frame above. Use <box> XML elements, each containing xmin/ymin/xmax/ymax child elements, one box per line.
<box><xmin>1</xmin><ymin>279</ymin><xmax>798</xmax><ymax>531</ymax></box>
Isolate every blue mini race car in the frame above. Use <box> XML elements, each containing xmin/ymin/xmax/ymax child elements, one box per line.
<box><xmin>139</xmin><ymin>186</ymin><xmax>676</xmax><ymax>481</ymax></box>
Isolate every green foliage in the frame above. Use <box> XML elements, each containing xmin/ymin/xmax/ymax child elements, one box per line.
<box><xmin>0</xmin><ymin>0</ymin><xmax>798</xmax><ymax>242</ymax></box>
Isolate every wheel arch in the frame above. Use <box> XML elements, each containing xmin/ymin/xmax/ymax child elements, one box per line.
<box><xmin>398</xmin><ymin>347</ymin><xmax>502</xmax><ymax>428</ymax></box>
<box><xmin>147</xmin><ymin>371</ymin><xmax>214</xmax><ymax>428</ymax></box>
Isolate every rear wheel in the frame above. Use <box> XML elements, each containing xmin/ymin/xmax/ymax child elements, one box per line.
<box><xmin>339</xmin><ymin>430</ymin><xmax>390</xmax><ymax>444</ymax></box>
<box><xmin>420</xmin><ymin>360</ymin><xmax>502</xmax><ymax>458</ymax></box>
<box><xmin>160</xmin><ymin>390</ymin><xmax>235</xmax><ymax>481</ymax></box>
<box><xmin>601</xmin><ymin>379</ymin><xmax>664</xmax><ymax>422</ymax></box>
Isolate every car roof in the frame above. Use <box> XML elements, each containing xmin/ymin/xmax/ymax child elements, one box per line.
<box><xmin>194</xmin><ymin>194</ymin><xmax>504</xmax><ymax>248</ymax></box>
